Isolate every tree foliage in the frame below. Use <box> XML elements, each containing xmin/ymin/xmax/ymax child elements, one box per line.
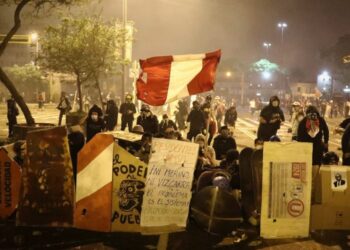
<box><xmin>321</xmin><ymin>34</ymin><xmax>350</xmax><ymax>84</ymax></box>
<box><xmin>4</xmin><ymin>64</ymin><xmax>48</xmax><ymax>92</ymax></box>
<box><xmin>0</xmin><ymin>0</ymin><xmax>90</xmax><ymax>125</ymax></box>
<box><xmin>250</xmin><ymin>59</ymin><xmax>279</xmax><ymax>73</ymax></box>
<box><xmin>39</xmin><ymin>16</ymin><xmax>128</xmax><ymax>111</ymax></box>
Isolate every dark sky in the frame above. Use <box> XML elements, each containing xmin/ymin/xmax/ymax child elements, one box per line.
<box><xmin>1</xmin><ymin>0</ymin><xmax>350</xmax><ymax>81</ymax></box>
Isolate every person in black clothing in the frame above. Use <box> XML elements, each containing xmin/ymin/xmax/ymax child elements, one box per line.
<box><xmin>187</xmin><ymin>101</ymin><xmax>206</xmax><ymax>141</ymax></box>
<box><xmin>119</xmin><ymin>94</ymin><xmax>136</xmax><ymax>132</ymax></box>
<box><xmin>297</xmin><ymin>105</ymin><xmax>329</xmax><ymax>165</ymax></box>
<box><xmin>68</xmin><ymin>127</ymin><xmax>85</xmax><ymax>183</ymax></box>
<box><xmin>224</xmin><ymin>105</ymin><xmax>238</xmax><ymax>128</ymax></box>
<box><xmin>86</xmin><ymin>105</ymin><xmax>105</xmax><ymax>142</ymax></box>
<box><xmin>335</xmin><ymin>117</ymin><xmax>350</xmax><ymax>135</ymax></box>
<box><xmin>137</xmin><ymin>105</ymin><xmax>159</xmax><ymax>135</ymax></box>
<box><xmin>175</xmin><ymin>100</ymin><xmax>188</xmax><ymax>131</ymax></box>
<box><xmin>213</xmin><ymin>125</ymin><xmax>237</xmax><ymax>160</ymax></box>
<box><xmin>105</xmin><ymin>99</ymin><xmax>118</xmax><ymax>131</ymax></box>
<box><xmin>257</xmin><ymin>96</ymin><xmax>285</xmax><ymax>141</ymax></box>
<box><xmin>7</xmin><ymin>96</ymin><xmax>19</xmax><ymax>138</ymax></box>
<box><xmin>341</xmin><ymin>124</ymin><xmax>350</xmax><ymax>166</ymax></box>
<box><xmin>57</xmin><ymin>92</ymin><xmax>71</xmax><ymax>126</ymax></box>
<box><xmin>159</xmin><ymin>114</ymin><xmax>177</xmax><ymax>136</ymax></box>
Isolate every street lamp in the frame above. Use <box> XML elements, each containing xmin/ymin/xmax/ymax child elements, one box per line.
<box><xmin>226</xmin><ymin>71</ymin><xmax>232</xmax><ymax>78</ymax></box>
<box><xmin>277</xmin><ymin>22</ymin><xmax>288</xmax><ymax>43</ymax></box>
<box><xmin>263</xmin><ymin>42</ymin><xmax>272</xmax><ymax>57</ymax></box>
<box><xmin>30</xmin><ymin>32</ymin><xmax>39</xmax><ymax>63</ymax></box>
<box><xmin>262</xmin><ymin>71</ymin><xmax>271</xmax><ymax>80</ymax></box>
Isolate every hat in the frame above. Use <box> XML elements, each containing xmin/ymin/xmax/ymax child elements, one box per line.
<box><xmin>132</xmin><ymin>125</ymin><xmax>144</xmax><ymax>134</ymax></box>
<box><xmin>141</xmin><ymin>104</ymin><xmax>150</xmax><ymax>112</ymax></box>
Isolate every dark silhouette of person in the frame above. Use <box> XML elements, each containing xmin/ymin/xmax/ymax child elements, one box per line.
<box><xmin>57</xmin><ymin>92</ymin><xmax>71</xmax><ymax>125</ymax></box>
<box><xmin>7</xmin><ymin>96</ymin><xmax>19</xmax><ymax>138</ymax></box>
<box><xmin>187</xmin><ymin>101</ymin><xmax>206</xmax><ymax>141</ymax></box>
<box><xmin>334</xmin><ymin>173</ymin><xmax>346</xmax><ymax>187</ymax></box>
<box><xmin>136</xmin><ymin>105</ymin><xmax>159</xmax><ymax>135</ymax></box>
<box><xmin>86</xmin><ymin>105</ymin><xmax>104</xmax><ymax>142</ymax></box>
<box><xmin>257</xmin><ymin>96</ymin><xmax>285</xmax><ymax>141</ymax></box>
<box><xmin>105</xmin><ymin>99</ymin><xmax>118</xmax><ymax>131</ymax></box>
<box><xmin>119</xmin><ymin>94</ymin><xmax>136</xmax><ymax>132</ymax></box>
<box><xmin>297</xmin><ymin>106</ymin><xmax>329</xmax><ymax>165</ymax></box>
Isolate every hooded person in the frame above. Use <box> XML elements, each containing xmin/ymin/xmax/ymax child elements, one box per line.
<box><xmin>86</xmin><ymin>104</ymin><xmax>105</xmax><ymax>142</ymax></box>
<box><xmin>290</xmin><ymin>101</ymin><xmax>304</xmax><ymax>140</ymax></box>
<box><xmin>104</xmin><ymin>99</ymin><xmax>118</xmax><ymax>131</ymax></box>
<box><xmin>257</xmin><ymin>96</ymin><xmax>285</xmax><ymax>141</ymax></box>
<box><xmin>297</xmin><ymin>105</ymin><xmax>329</xmax><ymax>165</ymax></box>
<box><xmin>187</xmin><ymin>100</ymin><xmax>206</xmax><ymax>141</ymax></box>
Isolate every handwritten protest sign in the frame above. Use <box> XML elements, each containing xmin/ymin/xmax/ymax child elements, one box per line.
<box><xmin>17</xmin><ymin>127</ymin><xmax>74</xmax><ymax>227</ymax></box>
<box><xmin>141</xmin><ymin>138</ymin><xmax>198</xmax><ymax>233</ymax></box>
<box><xmin>111</xmin><ymin>144</ymin><xmax>148</xmax><ymax>232</ymax></box>
<box><xmin>261</xmin><ymin>142</ymin><xmax>312</xmax><ymax>239</ymax></box>
<box><xmin>0</xmin><ymin>148</ymin><xmax>21</xmax><ymax>219</ymax></box>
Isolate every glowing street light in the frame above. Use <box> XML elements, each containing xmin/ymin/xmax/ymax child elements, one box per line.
<box><xmin>277</xmin><ymin>22</ymin><xmax>288</xmax><ymax>43</ymax></box>
<box><xmin>262</xmin><ymin>71</ymin><xmax>271</xmax><ymax>80</ymax></box>
<box><xmin>30</xmin><ymin>32</ymin><xmax>39</xmax><ymax>64</ymax></box>
<box><xmin>263</xmin><ymin>42</ymin><xmax>272</xmax><ymax>57</ymax></box>
<box><xmin>226</xmin><ymin>71</ymin><xmax>232</xmax><ymax>77</ymax></box>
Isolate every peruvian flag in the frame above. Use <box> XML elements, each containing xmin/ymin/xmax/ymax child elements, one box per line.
<box><xmin>136</xmin><ymin>50</ymin><xmax>221</xmax><ymax>106</ymax></box>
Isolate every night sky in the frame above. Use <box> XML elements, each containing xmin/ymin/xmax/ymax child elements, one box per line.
<box><xmin>1</xmin><ymin>0</ymin><xmax>350</xmax><ymax>81</ymax></box>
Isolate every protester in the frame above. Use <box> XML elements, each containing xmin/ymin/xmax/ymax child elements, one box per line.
<box><xmin>120</xmin><ymin>94</ymin><xmax>136</xmax><ymax>132</ymax></box>
<box><xmin>137</xmin><ymin>104</ymin><xmax>159</xmax><ymax>135</ymax></box>
<box><xmin>290</xmin><ymin>101</ymin><xmax>304</xmax><ymax>140</ymax></box>
<box><xmin>224</xmin><ymin>105</ymin><xmax>238</xmax><ymax>132</ymax></box>
<box><xmin>68</xmin><ymin>126</ymin><xmax>85</xmax><ymax>183</ymax></box>
<box><xmin>175</xmin><ymin>99</ymin><xmax>188</xmax><ymax>131</ymax></box>
<box><xmin>159</xmin><ymin>114</ymin><xmax>177</xmax><ymax>136</ymax></box>
<box><xmin>214</xmin><ymin>97</ymin><xmax>226</xmax><ymax>127</ymax></box>
<box><xmin>194</xmin><ymin>133</ymin><xmax>217</xmax><ymax>167</ymax></box>
<box><xmin>297</xmin><ymin>106</ymin><xmax>329</xmax><ymax>165</ymax></box>
<box><xmin>322</xmin><ymin>151</ymin><xmax>340</xmax><ymax>165</ymax></box>
<box><xmin>187</xmin><ymin>100</ymin><xmax>206</xmax><ymax>141</ymax></box>
<box><xmin>104</xmin><ymin>99</ymin><xmax>118</xmax><ymax>131</ymax></box>
<box><xmin>57</xmin><ymin>91</ymin><xmax>71</xmax><ymax>126</ymax></box>
<box><xmin>37</xmin><ymin>92</ymin><xmax>44</xmax><ymax>110</ymax></box>
<box><xmin>7</xmin><ymin>96</ymin><xmax>19</xmax><ymax>138</ymax></box>
<box><xmin>220</xmin><ymin>149</ymin><xmax>240</xmax><ymax>189</ymax></box>
<box><xmin>135</xmin><ymin>133</ymin><xmax>153</xmax><ymax>164</ymax></box>
<box><xmin>257</xmin><ymin>96</ymin><xmax>285</xmax><ymax>141</ymax></box>
<box><xmin>341</xmin><ymin>124</ymin><xmax>350</xmax><ymax>166</ymax></box>
<box><xmin>213</xmin><ymin>125</ymin><xmax>237</xmax><ymax>160</ymax></box>
<box><xmin>86</xmin><ymin>105</ymin><xmax>104</xmax><ymax>142</ymax></box>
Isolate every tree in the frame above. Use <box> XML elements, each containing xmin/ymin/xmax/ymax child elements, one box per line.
<box><xmin>39</xmin><ymin>16</ymin><xmax>127</xmax><ymax>112</ymax></box>
<box><xmin>321</xmin><ymin>34</ymin><xmax>350</xmax><ymax>84</ymax></box>
<box><xmin>4</xmin><ymin>64</ymin><xmax>48</xmax><ymax>100</ymax></box>
<box><xmin>250</xmin><ymin>59</ymin><xmax>280</xmax><ymax>73</ymax></box>
<box><xmin>0</xmin><ymin>0</ymin><xmax>88</xmax><ymax>125</ymax></box>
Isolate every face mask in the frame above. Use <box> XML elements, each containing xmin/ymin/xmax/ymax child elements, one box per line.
<box><xmin>146</xmin><ymin>112</ymin><xmax>151</xmax><ymax>117</ymax></box>
<box><xmin>272</xmin><ymin>101</ymin><xmax>279</xmax><ymax>107</ymax></box>
<box><xmin>307</xmin><ymin>112</ymin><xmax>317</xmax><ymax>120</ymax></box>
<box><xmin>91</xmin><ymin>115</ymin><xmax>98</xmax><ymax>121</ymax></box>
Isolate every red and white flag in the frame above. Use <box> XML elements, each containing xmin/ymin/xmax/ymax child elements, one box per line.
<box><xmin>136</xmin><ymin>50</ymin><xmax>221</xmax><ymax>106</ymax></box>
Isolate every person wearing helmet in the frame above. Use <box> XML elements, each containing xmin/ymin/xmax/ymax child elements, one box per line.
<box><xmin>297</xmin><ymin>106</ymin><xmax>329</xmax><ymax>165</ymax></box>
<box><xmin>136</xmin><ymin>104</ymin><xmax>159</xmax><ymax>135</ymax></box>
<box><xmin>290</xmin><ymin>101</ymin><xmax>304</xmax><ymax>140</ymax></box>
<box><xmin>119</xmin><ymin>94</ymin><xmax>136</xmax><ymax>132</ymax></box>
<box><xmin>257</xmin><ymin>96</ymin><xmax>285</xmax><ymax>141</ymax></box>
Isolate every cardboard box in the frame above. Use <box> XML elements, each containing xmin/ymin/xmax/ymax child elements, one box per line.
<box><xmin>319</xmin><ymin>166</ymin><xmax>350</xmax><ymax>205</ymax></box>
<box><xmin>310</xmin><ymin>204</ymin><xmax>350</xmax><ymax>230</ymax></box>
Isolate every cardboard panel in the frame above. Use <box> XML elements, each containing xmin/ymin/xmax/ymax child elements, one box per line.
<box><xmin>311</xmin><ymin>205</ymin><xmax>350</xmax><ymax>230</ymax></box>
<box><xmin>17</xmin><ymin>127</ymin><xmax>74</xmax><ymax>226</ymax></box>
<box><xmin>141</xmin><ymin>138</ymin><xmax>198</xmax><ymax>234</ymax></box>
<box><xmin>111</xmin><ymin>144</ymin><xmax>147</xmax><ymax>232</ymax></box>
<box><xmin>320</xmin><ymin>166</ymin><xmax>350</xmax><ymax>205</ymax></box>
<box><xmin>75</xmin><ymin>134</ymin><xmax>114</xmax><ymax>232</ymax></box>
<box><xmin>261</xmin><ymin>142</ymin><xmax>313</xmax><ymax>239</ymax></box>
<box><xmin>0</xmin><ymin>148</ymin><xmax>21</xmax><ymax>219</ymax></box>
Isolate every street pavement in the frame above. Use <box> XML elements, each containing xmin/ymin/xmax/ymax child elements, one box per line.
<box><xmin>0</xmin><ymin>103</ymin><xmax>345</xmax><ymax>159</ymax></box>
